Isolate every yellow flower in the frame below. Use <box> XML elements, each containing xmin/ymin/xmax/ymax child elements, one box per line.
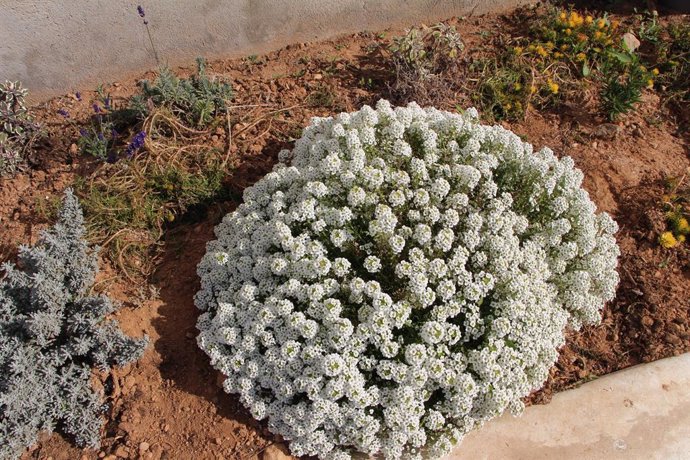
<box><xmin>679</xmin><ymin>234</ymin><xmax>687</xmax><ymax>243</ymax></box>
<box><xmin>639</xmin><ymin>65</ymin><xmax>647</xmax><ymax>72</ymax></box>
<box><xmin>647</xmin><ymin>79</ymin><xmax>654</xmax><ymax>88</ymax></box>
<box><xmin>545</xmin><ymin>41</ymin><xmax>555</xmax><ymax>49</ymax></box>
<box><xmin>565</xmin><ymin>28</ymin><xmax>572</xmax><ymax>36</ymax></box>
<box><xmin>597</xmin><ymin>19</ymin><xmax>606</xmax><ymax>29</ymax></box>
<box><xmin>611</xmin><ymin>20</ymin><xmax>619</xmax><ymax>29</ymax></box>
<box><xmin>561</xmin><ymin>44</ymin><xmax>569</xmax><ymax>50</ymax></box>
<box><xmin>652</xmin><ymin>68</ymin><xmax>660</xmax><ymax>75</ymax></box>
<box><xmin>547</xmin><ymin>79</ymin><xmax>559</xmax><ymax>94</ymax></box>
<box><xmin>594</xmin><ymin>31</ymin><xmax>603</xmax><ymax>40</ymax></box>
<box><xmin>585</xmin><ymin>15</ymin><xmax>594</xmax><ymax>24</ymax></box>
<box><xmin>677</xmin><ymin>217</ymin><xmax>690</xmax><ymax>235</ymax></box>
<box><xmin>530</xmin><ymin>85</ymin><xmax>537</xmax><ymax>94</ymax></box>
<box><xmin>659</xmin><ymin>231</ymin><xmax>679</xmax><ymax>248</ymax></box>
<box><xmin>554</xmin><ymin>52</ymin><xmax>564</xmax><ymax>58</ymax></box>
<box><xmin>576</xmin><ymin>52</ymin><xmax>587</xmax><ymax>61</ymax></box>
<box><xmin>513</xmin><ymin>82</ymin><xmax>522</xmax><ymax>91</ymax></box>
<box><xmin>559</xmin><ymin>12</ymin><xmax>567</xmax><ymax>21</ymax></box>
<box><xmin>514</xmin><ymin>46</ymin><xmax>524</xmax><ymax>54</ymax></box>
<box><xmin>536</xmin><ymin>45</ymin><xmax>548</xmax><ymax>57</ymax></box>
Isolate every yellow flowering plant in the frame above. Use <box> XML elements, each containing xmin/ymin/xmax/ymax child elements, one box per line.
<box><xmin>660</xmin><ymin>175</ymin><xmax>690</xmax><ymax>249</ymax></box>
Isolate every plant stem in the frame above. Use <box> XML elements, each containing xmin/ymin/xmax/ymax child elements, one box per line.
<box><xmin>145</xmin><ymin>23</ymin><xmax>160</xmax><ymax>66</ymax></box>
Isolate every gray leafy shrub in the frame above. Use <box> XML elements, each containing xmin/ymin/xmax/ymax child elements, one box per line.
<box><xmin>0</xmin><ymin>190</ymin><xmax>148</xmax><ymax>460</ymax></box>
<box><xmin>0</xmin><ymin>81</ymin><xmax>40</xmax><ymax>176</ymax></box>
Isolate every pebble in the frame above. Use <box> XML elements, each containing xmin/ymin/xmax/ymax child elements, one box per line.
<box><xmin>139</xmin><ymin>442</ymin><xmax>150</xmax><ymax>453</ymax></box>
<box><xmin>115</xmin><ymin>446</ymin><xmax>129</xmax><ymax>458</ymax></box>
<box><xmin>641</xmin><ymin>316</ymin><xmax>654</xmax><ymax>327</ymax></box>
<box><xmin>313</xmin><ymin>73</ymin><xmax>323</xmax><ymax>80</ymax></box>
<box><xmin>69</xmin><ymin>143</ymin><xmax>78</xmax><ymax>154</ymax></box>
<box><xmin>665</xmin><ymin>333</ymin><xmax>682</xmax><ymax>345</ymax></box>
<box><xmin>261</xmin><ymin>444</ymin><xmax>293</xmax><ymax>460</ymax></box>
<box><xmin>592</xmin><ymin>141</ymin><xmax>598</xmax><ymax>149</ymax></box>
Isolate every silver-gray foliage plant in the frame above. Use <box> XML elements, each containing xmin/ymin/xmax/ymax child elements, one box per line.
<box><xmin>0</xmin><ymin>189</ymin><xmax>148</xmax><ymax>460</ymax></box>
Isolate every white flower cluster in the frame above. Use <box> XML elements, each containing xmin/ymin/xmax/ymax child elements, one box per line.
<box><xmin>195</xmin><ymin>101</ymin><xmax>620</xmax><ymax>460</ymax></box>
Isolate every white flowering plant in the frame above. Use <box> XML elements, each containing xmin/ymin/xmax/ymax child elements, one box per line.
<box><xmin>195</xmin><ymin>101</ymin><xmax>620</xmax><ymax>459</ymax></box>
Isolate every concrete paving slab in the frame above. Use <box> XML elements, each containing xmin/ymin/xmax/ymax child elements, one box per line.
<box><xmin>446</xmin><ymin>353</ymin><xmax>690</xmax><ymax>460</ymax></box>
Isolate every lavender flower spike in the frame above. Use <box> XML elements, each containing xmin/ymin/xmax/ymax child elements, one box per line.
<box><xmin>137</xmin><ymin>5</ymin><xmax>145</xmax><ymax>17</ymax></box>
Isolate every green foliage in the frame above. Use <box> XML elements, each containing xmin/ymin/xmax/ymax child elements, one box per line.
<box><xmin>76</xmin><ymin>108</ymin><xmax>231</xmax><ymax>279</ymax></box>
<box><xmin>0</xmin><ymin>81</ymin><xmax>39</xmax><ymax>175</ymax></box>
<box><xmin>472</xmin><ymin>56</ymin><xmax>531</xmax><ymax>121</ymax></box>
<box><xmin>130</xmin><ymin>57</ymin><xmax>233</xmax><ymax>128</ymax></box>
<box><xmin>649</xmin><ymin>21</ymin><xmax>690</xmax><ymax>116</ymax></box>
<box><xmin>600</xmin><ymin>51</ymin><xmax>650</xmax><ymax>120</ymax></box>
<box><xmin>474</xmin><ymin>7</ymin><xmax>658</xmax><ymax>121</ymax></box>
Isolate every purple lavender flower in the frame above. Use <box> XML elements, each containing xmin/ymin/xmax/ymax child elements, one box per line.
<box><xmin>111</xmin><ymin>129</ymin><xmax>120</xmax><ymax>139</ymax></box>
<box><xmin>75</xmin><ymin>92</ymin><xmax>82</xmax><ymax>101</ymax></box>
<box><xmin>137</xmin><ymin>5</ymin><xmax>145</xmax><ymax>17</ymax></box>
<box><xmin>57</xmin><ymin>108</ymin><xmax>70</xmax><ymax>118</ymax></box>
<box><xmin>97</xmin><ymin>132</ymin><xmax>105</xmax><ymax>141</ymax></box>
<box><xmin>104</xmin><ymin>97</ymin><xmax>112</xmax><ymax>110</ymax></box>
<box><xmin>79</xmin><ymin>128</ymin><xmax>88</xmax><ymax>137</ymax></box>
<box><xmin>93</xmin><ymin>103</ymin><xmax>102</xmax><ymax>114</ymax></box>
<box><xmin>125</xmin><ymin>131</ymin><xmax>147</xmax><ymax>157</ymax></box>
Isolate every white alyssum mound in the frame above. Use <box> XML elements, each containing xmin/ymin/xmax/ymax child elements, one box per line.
<box><xmin>195</xmin><ymin>101</ymin><xmax>620</xmax><ymax>460</ymax></box>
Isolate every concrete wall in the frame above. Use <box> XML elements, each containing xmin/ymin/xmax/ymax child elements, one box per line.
<box><xmin>0</xmin><ymin>0</ymin><xmax>529</xmax><ymax>101</ymax></box>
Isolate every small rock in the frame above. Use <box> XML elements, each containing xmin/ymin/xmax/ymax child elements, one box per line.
<box><xmin>261</xmin><ymin>444</ymin><xmax>293</xmax><ymax>460</ymax></box>
<box><xmin>592</xmin><ymin>123</ymin><xmax>620</xmax><ymax>140</ymax></box>
<box><xmin>215</xmin><ymin>127</ymin><xmax>224</xmax><ymax>136</ymax></box>
<box><xmin>591</xmin><ymin>141</ymin><xmax>598</xmax><ymax>149</ymax></box>
<box><xmin>139</xmin><ymin>442</ymin><xmax>150</xmax><ymax>453</ymax></box>
<box><xmin>313</xmin><ymin>73</ymin><xmax>323</xmax><ymax>80</ymax></box>
<box><xmin>632</xmin><ymin>127</ymin><xmax>643</xmax><ymax>138</ymax></box>
<box><xmin>115</xmin><ymin>446</ymin><xmax>129</xmax><ymax>458</ymax></box>
<box><xmin>104</xmin><ymin>456</ymin><xmax>118</xmax><ymax>460</ymax></box>
<box><xmin>214</xmin><ymin>437</ymin><xmax>222</xmax><ymax>445</ymax></box>
<box><xmin>162</xmin><ymin>424</ymin><xmax>170</xmax><ymax>433</ymax></box>
<box><xmin>69</xmin><ymin>143</ymin><xmax>78</xmax><ymax>154</ymax></box>
<box><xmin>665</xmin><ymin>333</ymin><xmax>682</xmax><ymax>346</ymax></box>
<box><xmin>641</xmin><ymin>316</ymin><xmax>654</xmax><ymax>327</ymax></box>
<box><xmin>211</xmin><ymin>135</ymin><xmax>219</xmax><ymax>142</ymax></box>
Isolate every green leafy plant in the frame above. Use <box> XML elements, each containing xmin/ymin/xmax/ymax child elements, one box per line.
<box><xmin>648</xmin><ymin>21</ymin><xmax>690</xmax><ymax>120</ymax></box>
<box><xmin>130</xmin><ymin>57</ymin><xmax>233</xmax><ymax>128</ymax></box>
<box><xmin>600</xmin><ymin>50</ymin><xmax>652</xmax><ymax>120</ymax></box>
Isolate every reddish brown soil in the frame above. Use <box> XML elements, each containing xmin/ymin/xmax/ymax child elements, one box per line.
<box><xmin>2</xmin><ymin>6</ymin><xmax>689</xmax><ymax>460</ymax></box>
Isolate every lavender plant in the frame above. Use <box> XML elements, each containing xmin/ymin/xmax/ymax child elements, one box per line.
<box><xmin>0</xmin><ymin>190</ymin><xmax>148</xmax><ymax>460</ymax></box>
<box><xmin>129</xmin><ymin>57</ymin><xmax>233</xmax><ymax>128</ymax></box>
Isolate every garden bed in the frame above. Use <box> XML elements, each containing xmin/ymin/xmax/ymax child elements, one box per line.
<box><xmin>1</xmin><ymin>3</ymin><xmax>689</xmax><ymax>459</ymax></box>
